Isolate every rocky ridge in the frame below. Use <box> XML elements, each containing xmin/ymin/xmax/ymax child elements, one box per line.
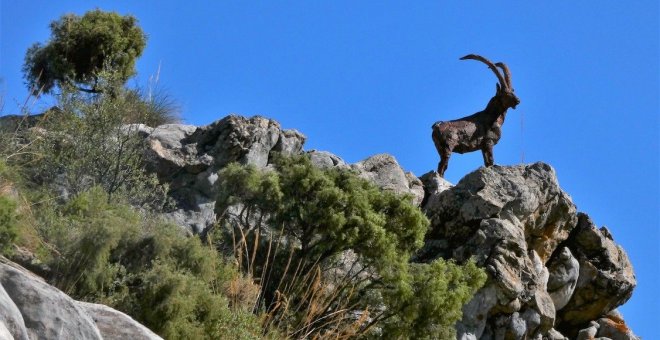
<box><xmin>0</xmin><ymin>113</ymin><xmax>638</xmax><ymax>339</ymax></box>
<box><xmin>140</xmin><ymin>114</ymin><xmax>637</xmax><ymax>339</ymax></box>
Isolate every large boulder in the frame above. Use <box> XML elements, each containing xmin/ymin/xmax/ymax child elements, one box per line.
<box><xmin>556</xmin><ymin>213</ymin><xmax>636</xmax><ymax>335</ymax></box>
<box><xmin>306</xmin><ymin>150</ymin><xmax>350</xmax><ymax>169</ymax></box>
<box><xmin>78</xmin><ymin>302</ymin><xmax>162</xmax><ymax>340</ymax></box>
<box><xmin>0</xmin><ymin>258</ymin><xmax>102</xmax><ymax>340</ymax></box>
<box><xmin>352</xmin><ymin>154</ymin><xmax>425</xmax><ymax>206</ymax></box>
<box><xmin>547</xmin><ymin>247</ymin><xmax>580</xmax><ymax>311</ymax></box>
<box><xmin>0</xmin><ymin>257</ymin><xmax>161</xmax><ymax>340</ymax></box>
<box><xmin>419</xmin><ymin>163</ymin><xmax>578</xmax><ymax>339</ymax></box>
<box><xmin>417</xmin><ymin>162</ymin><xmax>638</xmax><ymax>339</ymax></box>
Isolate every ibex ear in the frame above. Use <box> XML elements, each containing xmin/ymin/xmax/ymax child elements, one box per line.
<box><xmin>496</xmin><ymin>83</ymin><xmax>501</xmax><ymax>93</ymax></box>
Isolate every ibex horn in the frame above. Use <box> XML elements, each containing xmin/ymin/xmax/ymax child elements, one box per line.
<box><xmin>495</xmin><ymin>62</ymin><xmax>512</xmax><ymax>89</ymax></box>
<box><xmin>460</xmin><ymin>54</ymin><xmax>507</xmax><ymax>90</ymax></box>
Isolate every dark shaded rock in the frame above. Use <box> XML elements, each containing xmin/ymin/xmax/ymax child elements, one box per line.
<box><xmin>556</xmin><ymin>213</ymin><xmax>636</xmax><ymax>335</ymax></box>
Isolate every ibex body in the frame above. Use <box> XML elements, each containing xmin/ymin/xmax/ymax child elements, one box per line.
<box><xmin>432</xmin><ymin>54</ymin><xmax>520</xmax><ymax>177</ymax></box>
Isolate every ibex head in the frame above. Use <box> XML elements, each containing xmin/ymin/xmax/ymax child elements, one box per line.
<box><xmin>460</xmin><ymin>54</ymin><xmax>520</xmax><ymax>110</ymax></box>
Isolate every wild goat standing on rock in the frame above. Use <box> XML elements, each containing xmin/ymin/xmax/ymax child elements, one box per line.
<box><xmin>432</xmin><ymin>54</ymin><xmax>520</xmax><ymax>177</ymax></box>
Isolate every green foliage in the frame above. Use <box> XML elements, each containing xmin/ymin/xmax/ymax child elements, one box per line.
<box><xmin>385</xmin><ymin>260</ymin><xmax>487</xmax><ymax>339</ymax></box>
<box><xmin>22</xmin><ymin>87</ymin><xmax>171</xmax><ymax>209</ymax></box>
<box><xmin>215</xmin><ymin>155</ymin><xmax>486</xmax><ymax>338</ymax></box>
<box><xmin>125</xmin><ymin>87</ymin><xmax>181</xmax><ymax>126</ymax></box>
<box><xmin>23</xmin><ymin>9</ymin><xmax>146</xmax><ymax>95</ymax></box>
<box><xmin>38</xmin><ymin>187</ymin><xmax>263</xmax><ymax>339</ymax></box>
<box><xmin>0</xmin><ymin>195</ymin><xmax>18</xmax><ymax>255</ymax></box>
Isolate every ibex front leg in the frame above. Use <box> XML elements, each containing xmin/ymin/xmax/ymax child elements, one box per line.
<box><xmin>481</xmin><ymin>143</ymin><xmax>494</xmax><ymax>167</ymax></box>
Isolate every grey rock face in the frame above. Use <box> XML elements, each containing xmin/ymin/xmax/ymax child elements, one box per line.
<box><xmin>143</xmin><ymin>115</ymin><xmax>306</xmax><ymax>233</ymax></box>
<box><xmin>556</xmin><ymin>213</ymin><xmax>636</xmax><ymax>335</ymax></box>
<box><xmin>419</xmin><ymin>171</ymin><xmax>453</xmax><ymax>210</ymax></box>
<box><xmin>417</xmin><ymin>162</ymin><xmax>637</xmax><ymax>339</ymax></box>
<box><xmin>306</xmin><ymin>150</ymin><xmax>349</xmax><ymax>169</ymax></box>
<box><xmin>352</xmin><ymin>154</ymin><xmax>425</xmax><ymax>206</ymax></box>
<box><xmin>547</xmin><ymin>247</ymin><xmax>580</xmax><ymax>310</ymax></box>
<box><xmin>0</xmin><ymin>282</ymin><xmax>29</xmax><ymax>340</ymax></box>
<box><xmin>0</xmin><ymin>258</ymin><xmax>102</xmax><ymax>340</ymax></box>
<box><xmin>142</xmin><ymin>115</ymin><xmax>426</xmax><ymax>234</ymax></box>
<box><xmin>420</xmin><ymin>163</ymin><xmax>577</xmax><ymax>339</ymax></box>
<box><xmin>78</xmin><ymin>302</ymin><xmax>163</xmax><ymax>340</ymax></box>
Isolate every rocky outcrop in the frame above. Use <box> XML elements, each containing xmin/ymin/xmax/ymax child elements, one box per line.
<box><xmin>142</xmin><ymin>115</ymin><xmax>424</xmax><ymax>233</ymax></box>
<box><xmin>418</xmin><ymin>163</ymin><xmax>637</xmax><ymax>339</ymax></box>
<box><xmin>0</xmin><ymin>257</ymin><xmax>162</xmax><ymax>340</ymax></box>
<box><xmin>556</xmin><ymin>214</ymin><xmax>636</xmax><ymax>337</ymax></box>
<box><xmin>142</xmin><ymin>115</ymin><xmax>306</xmax><ymax>233</ymax></box>
<box><xmin>1</xmin><ymin>113</ymin><xmax>640</xmax><ymax>338</ymax></box>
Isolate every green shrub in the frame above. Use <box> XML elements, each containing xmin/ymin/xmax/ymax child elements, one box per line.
<box><xmin>20</xmin><ymin>87</ymin><xmax>171</xmax><ymax>210</ymax></box>
<box><xmin>38</xmin><ymin>187</ymin><xmax>263</xmax><ymax>339</ymax></box>
<box><xmin>215</xmin><ymin>155</ymin><xmax>487</xmax><ymax>338</ymax></box>
<box><xmin>0</xmin><ymin>195</ymin><xmax>18</xmax><ymax>255</ymax></box>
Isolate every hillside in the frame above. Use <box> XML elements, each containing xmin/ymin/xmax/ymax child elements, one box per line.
<box><xmin>0</xmin><ymin>113</ymin><xmax>640</xmax><ymax>339</ymax></box>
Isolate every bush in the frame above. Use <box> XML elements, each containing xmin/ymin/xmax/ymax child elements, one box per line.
<box><xmin>37</xmin><ymin>187</ymin><xmax>263</xmax><ymax>339</ymax></box>
<box><xmin>20</xmin><ymin>86</ymin><xmax>171</xmax><ymax>210</ymax></box>
<box><xmin>214</xmin><ymin>155</ymin><xmax>487</xmax><ymax>338</ymax></box>
<box><xmin>0</xmin><ymin>195</ymin><xmax>18</xmax><ymax>255</ymax></box>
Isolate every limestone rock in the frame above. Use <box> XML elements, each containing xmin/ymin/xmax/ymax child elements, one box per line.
<box><xmin>306</xmin><ymin>150</ymin><xmax>349</xmax><ymax>169</ymax></box>
<box><xmin>419</xmin><ymin>163</ymin><xmax>578</xmax><ymax>339</ymax></box>
<box><xmin>142</xmin><ymin>115</ymin><xmax>306</xmax><ymax>233</ymax></box>
<box><xmin>352</xmin><ymin>154</ymin><xmax>424</xmax><ymax>205</ymax></box>
<box><xmin>417</xmin><ymin>162</ymin><xmax>638</xmax><ymax>339</ymax></box>
<box><xmin>0</xmin><ymin>321</ymin><xmax>14</xmax><ymax>340</ymax></box>
<box><xmin>556</xmin><ymin>213</ymin><xmax>636</xmax><ymax>333</ymax></box>
<box><xmin>145</xmin><ymin>123</ymin><xmax>200</xmax><ymax>179</ymax></box>
<box><xmin>0</xmin><ymin>282</ymin><xmax>29</xmax><ymax>340</ymax></box>
<box><xmin>419</xmin><ymin>170</ymin><xmax>453</xmax><ymax>209</ymax></box>
<box><xmin>0</xmin><ymin>257</ymin><xmax>161</xmax><ymax>340</ymax></box>
<box><xmin>547</xmin><ymin>247</ymin><xmax>580</xmax><ymax>310</ymax></box>
<box><xmin>0</xmin><ymin>258</ymin><xmax>102</xmax><ymax>340</ymax></box>
<box><xmin>595</xmin><ymin>311</ymin><xmax>639</xmax><ymax>340</ymax></box>
<box><xmin>78</xmin><ymin>302</ymin><xmax>163</xmax><ymax>340</ymax></box>
<box><xmin>576</xmin><ymin>321</ymin><xmax>599</xmax><ymax>340</ymax></box>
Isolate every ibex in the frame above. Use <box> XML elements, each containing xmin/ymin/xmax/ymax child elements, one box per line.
<box><xmin>432</xmin><ymin>54</ymin><xmax>520</xmax><ymax>177</ymax></box>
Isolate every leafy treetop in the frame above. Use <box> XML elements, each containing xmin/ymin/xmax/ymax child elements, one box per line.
<box><xmin>23</xmin><ymin>9</ymin><xmax>146</xmax><ymax>95</ymax></box>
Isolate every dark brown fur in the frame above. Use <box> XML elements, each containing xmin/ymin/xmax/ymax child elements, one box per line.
<box><xmin>432</xmin><ymin>55</ymin><xmax>520</xmax><ymax>177</ymax></box>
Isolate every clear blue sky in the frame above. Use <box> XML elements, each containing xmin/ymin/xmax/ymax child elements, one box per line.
<box><xmin>2</xmin><ymin>1</ymin><xmax>658</xmax><ymax>336</ymax></box>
